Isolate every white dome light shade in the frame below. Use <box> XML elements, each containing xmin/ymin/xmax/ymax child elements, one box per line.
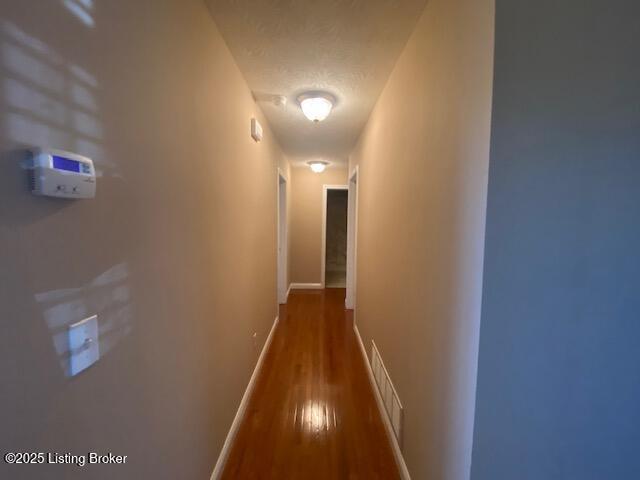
<box><xmin>298</xmin><ymin>93</ymin><xmax>335</xmax><ymax>122</ymax></box>
<box><xmin>307</xmin><ymin>161</ymin><xmax>329</xmax><ymax>173</ymax></box>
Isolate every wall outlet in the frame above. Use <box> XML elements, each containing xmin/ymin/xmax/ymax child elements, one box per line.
<box><xmin>68</xmin><ymin>315</ymin><xmax>99</xmax><ymax>376</ymax></box>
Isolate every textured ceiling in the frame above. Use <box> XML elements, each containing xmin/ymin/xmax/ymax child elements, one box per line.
<box><xmin>206</xmin><ymin>0</ymin><xmax>427</xmax><ymax>166</ymax></box>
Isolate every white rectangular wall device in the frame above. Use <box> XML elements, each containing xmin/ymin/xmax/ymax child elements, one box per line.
<box><xmin>26</xmin><ymin>148</ymin><xmax>96</xmax><ymax>199</ymax></box>
<box><xmin>68</xmin><ymin>315</ymin><xmax>100</xmax><ymax>376</ymax></box>
<box><xmin>251</xmin><ymin>118</ymin><xmax>263</xmax><ymax>142</ymax></box>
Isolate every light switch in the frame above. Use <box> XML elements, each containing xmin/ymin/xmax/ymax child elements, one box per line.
<box><xmin>68</xmin><ymin>315</ymin><xmax>99</xmax><ymax>376</ymax></box>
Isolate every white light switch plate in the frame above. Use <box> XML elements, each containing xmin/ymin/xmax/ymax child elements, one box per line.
<box><xmin>68</xmin><ymin>315</ymin><xmax>99</xmax><ymax>376</ymax></box>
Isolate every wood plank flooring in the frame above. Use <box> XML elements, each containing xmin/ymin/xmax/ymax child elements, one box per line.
<box><xmin>221</xmin><ymin>288</ymin><xmax>399</xmax><ymax>479</ymax></box>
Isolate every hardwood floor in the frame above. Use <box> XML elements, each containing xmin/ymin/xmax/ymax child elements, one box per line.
<box><xmin>221</xmin><ymin>288</ymin><xmax>400</xmax><ymax>479</ymax></box>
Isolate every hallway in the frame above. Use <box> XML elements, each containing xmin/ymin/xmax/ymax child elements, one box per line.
<box><xmin>1</xmin><ymin>1</ymin><xmax>639</xmax><ymax>479</ymax></box>
<box><xmin>222</xmin><ymin>289</ymin><xmax>399</xmax><ymax>479</ymax></box>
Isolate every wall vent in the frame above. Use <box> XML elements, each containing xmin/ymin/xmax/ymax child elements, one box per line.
<box><xmin>371</xmin><ymin>341</ymin><xmax>403</xmax><ymax>444</ymax></box>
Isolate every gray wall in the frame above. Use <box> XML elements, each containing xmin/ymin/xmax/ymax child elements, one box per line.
<box><xmin>472</xmin><ymin>1</ymin><xmax>640</xmax><ymax>479</ymax></box>
<box><xmin>0</xmin><ymin>1</ymin><xmax>287</xmax><ymax>478</ymax></box>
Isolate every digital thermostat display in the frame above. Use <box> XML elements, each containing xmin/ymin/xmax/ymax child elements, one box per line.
<box><xmin>27</xmin><ymin>148</ymin><xmax>96</xmax><ymax>199</ymax></box>
<box><xmin>53</xmin><ymin>155</ymin><xmax>81</xmax><ymax>173</ymax></box>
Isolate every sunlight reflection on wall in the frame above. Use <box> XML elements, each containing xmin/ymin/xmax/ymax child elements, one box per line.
<box><xmin>62</xmin><ymin>0</ymin><xmax>95</xmax><ymax>28</ymax></box>
<box><xmin>35</xmin><ymin>263</ymin><xmax>132</xmax><ymax>377</ymax></box>
<box><xmin>1</xmin><ymin>19</ymin><xmax>122</xmax><ymax>179</ymax></box>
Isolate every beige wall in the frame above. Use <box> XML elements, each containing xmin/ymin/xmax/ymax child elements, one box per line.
<box><xmin>289</xmin><ymin>166</ymin><xmax>348</xmax><ymax>285</ymax></box>
<box><xmin>349</xmin><ymin>0</ymin><xmax>495</xmax><ymax>478</ymax></box>
<box><xmin>0</xmin><ymin>0</ymin><xmax>288</xmax><ymax>478</ymax></box>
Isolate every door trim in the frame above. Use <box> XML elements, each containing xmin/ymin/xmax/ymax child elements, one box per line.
<box><xmin>277</xmin><ymin>169</ymin><xmax>288</xmax><ymax>304</ymax></box>
<box><xmin>346</xmin><ymin>166</ymin><xmax>359</xmax><ymax>309</ymax></box>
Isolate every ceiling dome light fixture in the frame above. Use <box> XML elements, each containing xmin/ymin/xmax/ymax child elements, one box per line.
<box><xmin>307</xmin><ymin>161</ymin><xmax>329</xmax><ymax>173</ymax></box>
<box><xmin>298</xmin><ymin>92</ymin><xmax>335</xmax><ymax>122</ymax></box>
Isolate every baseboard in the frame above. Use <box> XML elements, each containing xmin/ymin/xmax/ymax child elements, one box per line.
<box><xmin>288</xmin><ymin>282</ymin><xmax>322</xmax><ymax>290</ymax></box>
<box><xmin>353</xmin><ymin>324</ymin><xmax>411</xmax><ymax>480</ymax></box>
<box><xmin>286</xmin><ymin>283</ymin><xmax>292</xmax><ymax>299</ymax></box>
<box><xmin>210</xmin><ymin>315</ymin><xmax>279</xmax><ymax>479</ymax></box>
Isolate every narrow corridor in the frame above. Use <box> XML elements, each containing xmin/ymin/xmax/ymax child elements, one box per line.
<box><xmin>2</xmin><ymin>1</ymin><xmax>639</xmax><ymax>479</ymax></box>
<box><xmin>222</xmin><ymin>289</ymin><xmax>399</xmax><ymax>479</ymax></box>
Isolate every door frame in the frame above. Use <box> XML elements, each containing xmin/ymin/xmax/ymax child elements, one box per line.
<box><xmin>321</xmin><ymin>184</ymin><xmax>349</xmax><ymax>289</ymax></box>
<box><xmin>345</xmin><ymin>166</ymin><xmax>359</xmax><ymax>309</ymax></box>
<box><xmin>277</xmin><ymin>169</ymin><xmax>288</xmax><ymax>304</ymax></box>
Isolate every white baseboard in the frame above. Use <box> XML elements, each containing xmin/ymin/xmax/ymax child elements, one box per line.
<box><xmin>286</xmin><ymin>283</ymin><xmax>292</xmax><ymax>299</ymax></box>
<box><xmin>210</xmin><ymin>315</ymin><xmax>279</xmax><ymax>479</ymax></box>
<box><xmin>289</xmin><ymin>282</ymin><xmax>322</xmax><ymax>290</ymax></box>
<box><xmin>353</xmin><ymin>324</ymin><xmax>411</xmax><ymax>480</ymax></box>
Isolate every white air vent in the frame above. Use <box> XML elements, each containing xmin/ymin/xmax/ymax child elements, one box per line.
<box><xmin>371</xmin><ymin>341</ymin><xmax>403</xmax><ymax>443</ymax></box>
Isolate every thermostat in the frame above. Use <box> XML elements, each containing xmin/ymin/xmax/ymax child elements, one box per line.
<box><xmin>26</xmin><ymin>148</ymin><xmax>96</xmax><ymax>199</ymax></box>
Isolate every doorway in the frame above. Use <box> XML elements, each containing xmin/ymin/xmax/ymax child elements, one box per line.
<box><xmin>277</xmin><ymin>170</ymin><xmax>288</xmax><ymax>304</ymax></box>
<box><xmin>322</xmin><ymin>185</ymin><xmax>349</xmax><ymax>289</ymax></box>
